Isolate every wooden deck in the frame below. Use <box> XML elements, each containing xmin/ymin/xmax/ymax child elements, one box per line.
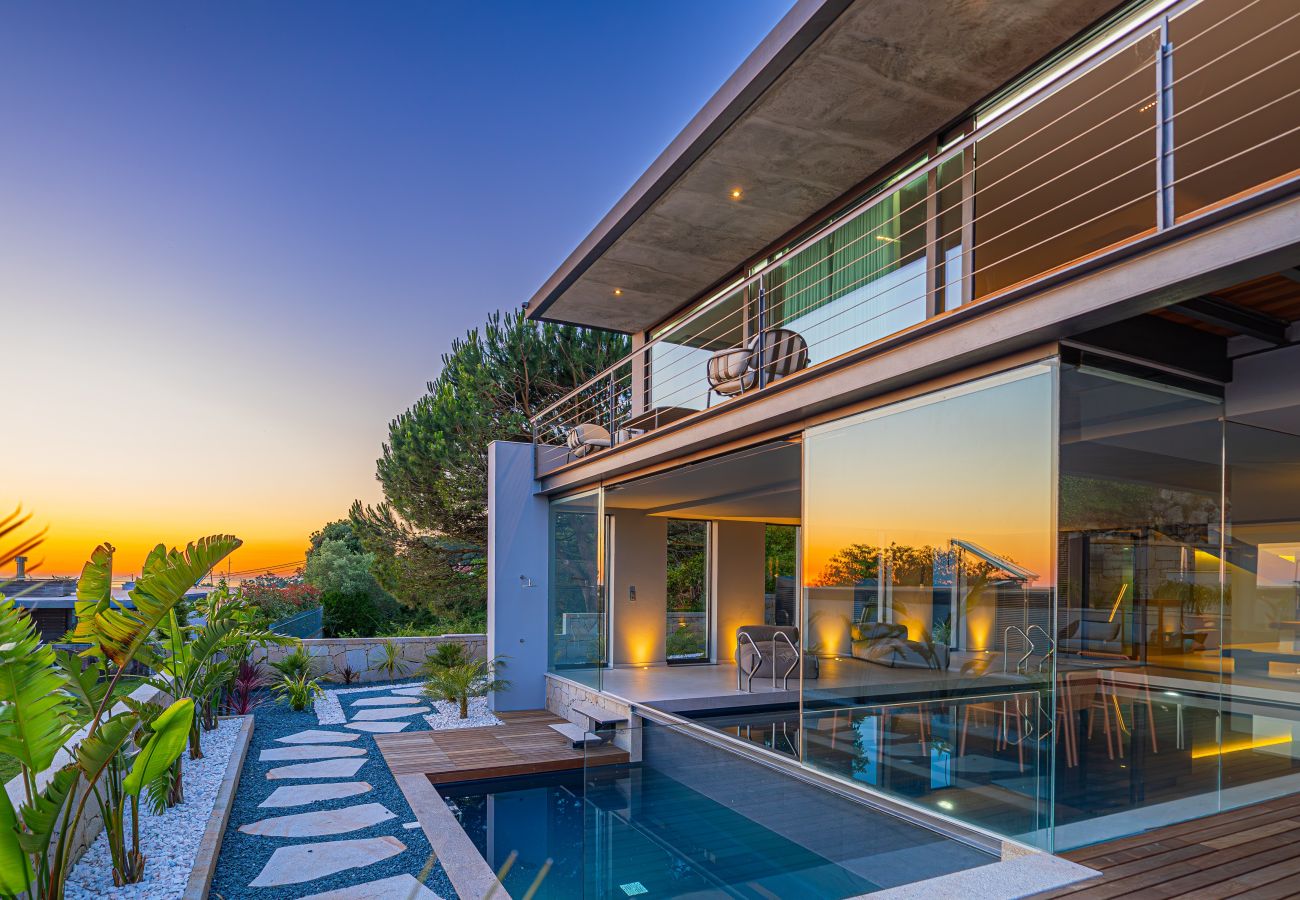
<box><xmin>374</xmin><ymin>709</ymin><xmax>629</xmax><ymax>784</ymax></box>
<box><xmin>1034</xmin><ymin>793</ymin><xmax>1300</xmax><ymax>899</ymax></box>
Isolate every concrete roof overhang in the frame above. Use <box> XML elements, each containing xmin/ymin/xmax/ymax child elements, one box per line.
<box><xmin>526</xmin><ymin>0</ymin><xmax>1123</xmax><ymax>334</ymax></box>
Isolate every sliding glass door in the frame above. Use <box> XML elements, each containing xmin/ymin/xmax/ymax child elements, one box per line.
<box><xmin>548</xmin><ymin>489</ymin><xmax>605</xmax><ymax>689</ymax></box>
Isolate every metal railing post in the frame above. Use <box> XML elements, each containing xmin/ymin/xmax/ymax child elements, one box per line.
<box><xmin>755</xmin><ymin>277</ymin><xmax>767</xmax><ymax>390</ymax></box>
<box><xmin>1156</xmin><ymin>15</ymin><xmax>1175</xmax><ymax>230</ymax></box>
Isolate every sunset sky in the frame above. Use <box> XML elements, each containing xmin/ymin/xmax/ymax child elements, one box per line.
<box><xmin>2</xmin><ymin>1</ymin><xmax>792</xmax><ymax>576</ymax></box>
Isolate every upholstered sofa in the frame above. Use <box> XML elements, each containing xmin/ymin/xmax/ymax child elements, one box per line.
<box><xmin>1058</xmin><ymin>612</ymin><xmax>1124</xmax><ymax>656</ymax></box>
<box><xmin>850</xmin><ymin>623</ymin><xmax>951</xmax><ymax>670</ymax></box>
<box><xmin>735</xmin><ymin>625</ymin><xmax>819</xmax><ymax>689</ymax></box>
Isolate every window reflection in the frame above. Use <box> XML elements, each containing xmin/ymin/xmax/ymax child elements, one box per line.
<box><xmin>548</xmin><ymin>490</ymin><xmax>604</xmax><ymax>688</ymax></box>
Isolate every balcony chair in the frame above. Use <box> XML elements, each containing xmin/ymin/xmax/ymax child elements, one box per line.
<box><xmin>749</xmin><ymin>327</ymin><xmax>809</xmax><ymax>382</ymax></box>
<box><xmin>705</xmin><ymin>328</ymin><xmax>810</xmax><ymax>406</ymax></box>
<box><xmin>565</xmin><ymin>423</ymin><xmax>612</xmax><ymax>461</ymax></box>
<box><xmin>735</xmin><ymin>625</ymin><xmax>819</xmax><ymax>691</ymax></box>
<box><xmin>705</xmin><ymin>346</ymin><xmax>756</xmax><ymax>404</ymax></box>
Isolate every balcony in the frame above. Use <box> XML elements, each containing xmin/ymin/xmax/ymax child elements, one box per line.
<box><xmin>532</xmin><ymin>0</ymin><xmax>1300</xmax><ymax>476</ymax></box>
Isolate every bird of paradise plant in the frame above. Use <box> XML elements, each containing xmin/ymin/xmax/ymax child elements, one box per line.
<box><xmin>0</xmin><ymin>534</ymin><xmax>241</xmax><ymax>898</ymax></box>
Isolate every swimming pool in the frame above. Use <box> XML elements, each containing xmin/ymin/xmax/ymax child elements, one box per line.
<box><xmin>439</xmin><ymin>722</ymin><xmax>995</xmax><ymax>898</ymax></box>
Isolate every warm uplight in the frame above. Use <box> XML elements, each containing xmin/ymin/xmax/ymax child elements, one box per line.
<box><xmin>730</xmin><ymin>188</ymin><xmax>742</xmax><ymax>199</ymax></box>
<box><xmin>1191</xmin><ymin>735</ymin><xmax>1292</xmax><ymax>759</ymax></box>
<box><xmin>937</xmin><ymin>800</ymin><xmax>955</xmax><ymax>811</ymax></box>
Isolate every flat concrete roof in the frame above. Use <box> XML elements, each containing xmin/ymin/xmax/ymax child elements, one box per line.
<box><xmin>526</xmin><ymin>0</ymin><xmax>1123</xmax><ymax>334</ymax></box>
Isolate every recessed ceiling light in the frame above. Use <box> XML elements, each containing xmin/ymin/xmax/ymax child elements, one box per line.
<box><xmin>730</xmin><ymin>188</ymin><xmax>742</xmax><ymax>199</ymax></box>
<box><xmin>613</xmin><ymin>288</ymin><xmax>622</xmax><ymax>296</ymax></box>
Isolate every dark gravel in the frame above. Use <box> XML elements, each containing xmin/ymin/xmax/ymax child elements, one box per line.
<box><xmin>210</xmin><ymin>678</ymin><xmax>457</xmax><ymax>900</ymax></box>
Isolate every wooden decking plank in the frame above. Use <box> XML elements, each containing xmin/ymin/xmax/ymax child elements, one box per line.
<box><xmin>374</xmin><ymin>709</ymin><xmax>628</xmax><ymax>782</ymax></box>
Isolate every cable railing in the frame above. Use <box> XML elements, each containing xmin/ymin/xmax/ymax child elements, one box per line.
<box><xmin>533</xmin><ymin>0</ymin><xmax>1300</xmax><ymax>475</ymax></box>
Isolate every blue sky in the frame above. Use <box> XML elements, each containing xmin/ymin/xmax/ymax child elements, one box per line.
<box><xmin>0</xmin><ymin>1</ymin><xmax>793</xmax><ymax>573</ymax></box>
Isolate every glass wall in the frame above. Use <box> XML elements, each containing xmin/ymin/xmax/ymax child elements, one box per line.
<box><xmin>766</xmin><ymin>524</ymin><xmax>798</xmax><ymax>626</ymax></box>
<box><xmin>665</xmin><ymin>519</ymin><xmax>709</xmax><ymax>664</ymax></box>
<box><xmin>548</xmin><ymin>489</ymin><xmax>605</xmax><ymax>689</ymax></box>
<box><xmin>1053</xmin><ymin>357</ymin><xmax>1226</xmax><ymax>848</ymax></box>
<box><xmin>801</xmin><ymin>364</ymin><xmax>1058</xmax><ymax>846</ymax></box>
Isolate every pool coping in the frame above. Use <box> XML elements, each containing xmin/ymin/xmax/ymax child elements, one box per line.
<box><xmin>182</xmin><ymin>714</ymin><xmax>255</xmax><ymax>900</ymax></box>
<box><xmin>395</xmin><ymin>772</ymin><xmax>512</xmax><ymax>900</ymax></box>
<box><xmin>860</xmin><ymin>852</ymin><xmax>1098</xmax><ymax>898</ymax></box>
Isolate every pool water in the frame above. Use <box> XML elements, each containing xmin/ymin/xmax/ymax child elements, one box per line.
<box><xmin>442</xmin><ymin>765</ymin><xmax>882</xmax><ymax>899</ymax></box>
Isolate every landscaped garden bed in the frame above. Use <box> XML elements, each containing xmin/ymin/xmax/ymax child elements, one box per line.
<box><xmin>64</xmin><ymin>717</ymin><xmax>250</xmax><ymax>900</ymax></box>
<box><xmin>211</xmin><ymin>677</ymin><xmax>456</xmax><ymax>899</ymax></box>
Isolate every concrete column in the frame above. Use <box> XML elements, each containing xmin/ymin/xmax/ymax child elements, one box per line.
<box><xmin>487</xmin><ymin>441</ymin><xmax>549</xmax><ymax>711</ymax></box>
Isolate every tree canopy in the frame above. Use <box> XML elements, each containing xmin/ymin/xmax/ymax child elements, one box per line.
<box><xmin>376</xmin><ymin>308</ymin><xmax>628</xmax><ymax>546</ymax></box>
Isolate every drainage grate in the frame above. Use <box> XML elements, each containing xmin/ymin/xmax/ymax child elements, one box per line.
<box><xmin>620</xmin><ymin>882</ymin><xmax>648</xmax><ymax>896</ymax></box>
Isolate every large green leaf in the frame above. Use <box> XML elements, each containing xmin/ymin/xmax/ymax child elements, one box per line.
<box><xmin>0</xmin><ymin>599</ymin><xmax>77</xmax><ymax>773</ymax></box>
<box><xmin>71</xmin><ymin>535</ymin><xmax>241</xmax><ymax>667</ymax></box>
<box><xmin>15</xmin><ymin>765</ymin><xmax>78</xmax><ymax>860</ymax></box>
<box><xmin>73</xmin><ymin>543</ymin><xmax>115</xmax><ymax>631</ymax></box>
<box><xmin>0</xmin><ymin>781</ymin><xmax>32</xmax><ymax>897</ymax></box>
<box><xmin>124</xmin><ymin>699</ymin><xmax>192</xmax><ymax>797</ymax></box>
<box><xmin>74</xmin><ymin>713</ymin><xmax>136</xmax><ymax>787</ymax></box>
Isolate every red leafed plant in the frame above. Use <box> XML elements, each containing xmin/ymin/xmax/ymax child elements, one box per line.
<box><xmin>225</xmin><ymin>658</ymin><xmax>270</xmax><ymax>715</ymax></box>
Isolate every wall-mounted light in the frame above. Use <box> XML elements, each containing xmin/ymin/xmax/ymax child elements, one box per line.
<box><xmin>519</xmin><ymin>575</ymin><xmax>536</xmax><ymax>588</ymax></box>
<box><xmin>628</xmin><ymin>585</ymin><xmax>637</xmax><ymax>602</ymax></box>
<box><xmin>730</xmin><ymin>188</ymin><xmax>742</xmax><ymax>200</ymax></box>
<box><xmin>613</xmin><ymin>288</ymin><xmax>622</xmax><ymax>296</ymax></box>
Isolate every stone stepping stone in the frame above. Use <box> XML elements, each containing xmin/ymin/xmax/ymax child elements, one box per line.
<box><xmin>390</xmin><ymin>686</ymin><xmax>427</xmax><ymax>697</ymax></box>
<box><xmin>260</xmin><ymin>782</ymin><xmax>373</xmax><ymax>809</ymax></box>
<box><xmin>266</xmin><ymin>758</ymin><xmax>367</xmax><ymax>780</ymax></box>
<box><xmin>248</xmin><ymin>836</ymin><xmax>405</xmax><ymax>888</ymax></box>
<box><xmin>260</xmin><ymin>744</ymin><xmax>368</xmax><ymax>762</ymax></box>
<box><xmin>301</xmin><ymin>873</ymin><xmax>444</xmax><ymax>900</ymax></box>
<box><xmin>345</xmin><ymin>721</ymin><xmax>410</xmax><ymax>734</ymax></box>
<box><xmin>277</xmin><ymin>729</ymin><xmax>361</xmax><ymax>745</ymax></box>
<box><xmin>240</xmin><ymin>802</ymin><xmax>396</xmax><ymax>838</ymax></box>
<box><xmin>351</xmin><ymin>706</ymin><xmax>430</xmax><ymax>721</ymax></box>
<box><xmin>351</xmin><ymin>696</ymin><xmax>422</xmax><ymax>707</ymax></box>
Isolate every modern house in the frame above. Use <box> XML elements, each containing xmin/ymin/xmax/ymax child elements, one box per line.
<box><xmin>486</xmin><ymin>0</ymin><xmax>1300</xmax><ymax>865</ymax></box>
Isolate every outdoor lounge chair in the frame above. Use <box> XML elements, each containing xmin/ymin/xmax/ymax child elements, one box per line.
<box><xmin>566</xmin><ymin>423</ymin><xmax>611</xmax><ymax>460</ymax></box>
<box><xmin>706</xmin><ymin>328</ymin><xmax>809</xmax><ymax>406</ymax></box>
<box><xmin>735</xmin><ymin>625</ymin><xmax>819</xmax><ymax>691</ymax></box>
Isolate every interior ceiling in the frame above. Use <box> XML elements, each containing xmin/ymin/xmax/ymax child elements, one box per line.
<box><xmin>605</xmin><ymin>442</ymin><xmax>801</xmax><ymax>524</ymax></box>
<box><xmin>529</xmin><ymin>0</ymin><xmax>1123</xmax><ymax>334</ymax></box>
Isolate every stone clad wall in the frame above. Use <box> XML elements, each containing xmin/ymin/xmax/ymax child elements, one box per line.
<box><xmin>545</xmin><ymin>673</ymin><xmax>639</xmax><ymax>760</ymax></box>
<box><xmin>255</xmin><ymin>635</ymin><xmax>486</xmax><ymax>683</ymax></box>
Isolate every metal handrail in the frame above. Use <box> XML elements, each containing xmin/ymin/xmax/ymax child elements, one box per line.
<box><xmin>736</xmin><ymin>630</ymin><xmax>764</xmax><ymax>693</ymax></box>
<box><xmin>1003</xmin><ymin>625</ymin><xmax>1034</xmax><ymax>674</ymax></box>
<box><xmin>772</xmin><ymin>629</ymin><xmax>801</xmax><ymax>691</ymax></box>
<box><xmin>1026</xmin><ymin>624</ymin><xmax>1055</xmax><ymax>673</ymax></box>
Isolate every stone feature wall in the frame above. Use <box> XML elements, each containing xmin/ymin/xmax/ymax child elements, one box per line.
<box><xmin>255</xmin><ymin>635</ymin><xmax>486</xmax><ymax>683</ymax></box>
<box><xmin>544</xmin><ymin>673</ymin><xmax>640</xmax><ymax>760</ymax></box>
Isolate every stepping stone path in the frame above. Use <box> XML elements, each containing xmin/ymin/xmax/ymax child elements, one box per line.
<box><xmin>351</xmin><ymin>706</ymin><xmax>430</xmax><ymax>721</ymax></box>
<box><xmin>266</xmin><ymin>757</ymin><xmax>367</xmax><ymax>780</ymax></box>
<box><xmin>345</xmin><ymin>720</ymin><xmax>410</xmax><ymax>733</ymax></box>
<box><xmin>240</xmin><ymin>802</ymin><xmax>397</xmax><ymax>838</ymax></box>
<box><xmin>260</xmin><ymin>782</ymin><xmax>373</xmax><ymax>809</ymax></box>
<box><xmin>300</xmin><ymin>873</ymin><xmax>444</xmax><ymax>899</ymax></box>
<box><xmin>351</xmin><ymin>696</ymin><xmax>422</xmax><ymax>707</ymax></box>
<box><xmin>260</xmin><ymin>744</ymin><xmax>368</xmax><ymax>762</ymax></box>
<box><xmin>249</xmin><ymin>836</ymin><xmax>406</xmax><ymax>887</ymax></box>
<box><xmin>278</xmin><ymin>729</ymin><xmax>362</xmax><ymax>745</ymax></box>
<box><xmin>236</xmin><ymin>687</ymin><xmax>448</xmax><ymax>896</ymax></box>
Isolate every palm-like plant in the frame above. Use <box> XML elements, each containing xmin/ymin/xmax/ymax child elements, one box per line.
<box><xmin>0</xmin><ymin>534</ymin><xmax>240</xmax><ymax>898</ymax></box>
<box><xmin>422</xmin><ymin>656</ymin><xmax>509</xmax><ymax>719</ymax></box>
<box><xmin>273</xmin><ymin>672</ymin><xmax>323</xmax><ymax>711</ymax></box>
<box><xmin>376</xmin><ymin>638</ymin><xmax>405</xmax><ymax>681</ymax></box>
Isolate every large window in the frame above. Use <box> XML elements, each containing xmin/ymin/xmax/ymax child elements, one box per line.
<box><xmin>801</xmin><ymin>364</ymin><xmax>1057</xmax><ymax>845</ymax></box>
<box><xmin>666</xmin><ymin>519</ymin><xmax>709</xmax><ymax>664</ymax></box>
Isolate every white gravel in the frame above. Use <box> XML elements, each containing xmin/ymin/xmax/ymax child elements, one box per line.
<box><xmin>314</xmin><ymin>689</ymin><xmax>346</xmax><ymax>725</ymax></box>
<box><xmin>65</xmin><ymin>717</ymin><xmax>245</xmax><ymax>900</ymax></box>
<box><xmin>423</xmin><ymin>697</ymin><xmax>503</xmax><ymax>730</ymax></box>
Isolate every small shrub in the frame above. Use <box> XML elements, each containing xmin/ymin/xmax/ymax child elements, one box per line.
<box><xmin>423</xmin><ymin>656</ymin><xmax>509</xmax><ymax>719</ymax></box>
<box><xmin>225</xmin><ymin>659</ymin><xmax>269</xmax><ymax>715</ymax></box>
<box><xmin>376</xmin><ymin>638</ymin><xmax>405</xmax><ymax>680</ymax></box>
<box><xmin>424</xmin><ymin>642</ymin><xmax>468</xmax><ymax>671</ymax></box>
<box><xmin>335</xmin><ymin>663</ymin><xmax>360</xmax><ymax>685</ymax></box>
<box><xmin>274</xmin><ymin>672</ymin><xmax>323</xmax><ymax>711</ymax></box>
<box><xmin>270</xmin><ymin>647</ymin><xmax>313</xmax><ymax>680</ymax></box>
